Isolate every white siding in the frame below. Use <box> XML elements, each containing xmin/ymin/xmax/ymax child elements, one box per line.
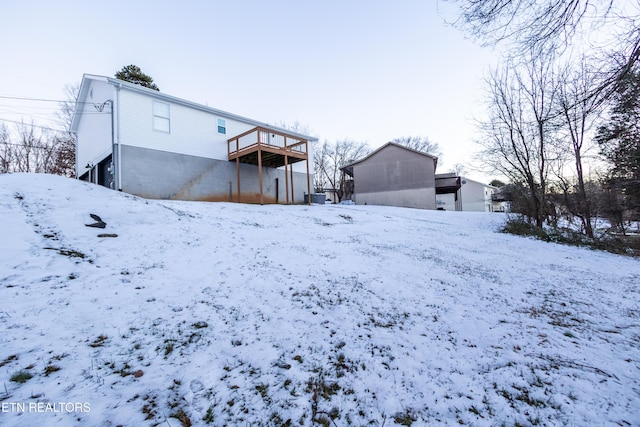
<box><xmin>435</xmin><ymin>193</ymin><xmax>456</xmax><ymax>210</ymax></box>
<box><xmin>291</xmin><ymin>140</ymin><xmax>314</xmax><ymax>174</ymax></box>
<box><xmin>118</xmin><ymin>90</ymin><xmax>255</xmax><ymax>161</ymax></box>
<box><xmin>291</xmin><ymin>160</ymin><xmax>311</xmax><ymax>174</ymax></box>
<box><xmin>76</xmin><ymin>80</ymin><xmax>114</xmax><ymax>173</ymax></box>
<box><xmin>436</xmin><ymin>179</ymin><xmax>494</xmax><ymax>212</ymax></box>
<box><xmin>461</xmin><ymin>180</ymin><xmax>492</xmax><ymax>212</ymax></box>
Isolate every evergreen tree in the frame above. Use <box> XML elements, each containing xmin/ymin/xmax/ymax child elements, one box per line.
<box><xmin>115</xmin><ymin>65</ymin><xmax>159</xmax><ymax>91</ymax></box>
<box><xmin>596</xmin><ymin>70</ymin><xmax>640</xmax><ymax>221</ymax></box>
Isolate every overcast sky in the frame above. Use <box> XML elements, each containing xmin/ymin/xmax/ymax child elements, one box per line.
<box><xmin>0</xmin><ymin>0</ymin><xmax>499</xmax><ymax>181</ymax></box>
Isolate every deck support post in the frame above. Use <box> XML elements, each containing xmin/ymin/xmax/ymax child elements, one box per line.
<box><xmin>284</xmin><ymin>155</ymin><xmax>290</xmax><ymax>205</ymax></box>
<box><xmin>236</xmin><ymin>157</ymin><xmax>240</xmax><ymax>203</ymax></box>
<box><xmin>290</xmin><ymin>161</ymin><xmax>295</xmax><ymax>204</ymax></box>
<box><xmin>306</xmin><ymin>149</ymin><xmax>311</xmax><ymax>206</ymax></box>
<box><xmin>257</xmin><ymin>143</ymin><xmax>264</xmax><ymax>205</ymax></box>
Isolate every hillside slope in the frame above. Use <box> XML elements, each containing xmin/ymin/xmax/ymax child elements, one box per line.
<box><xmin>0</xmin><ymin>173</ymin><xmax>638</xmax><ymax>426</ymax></box>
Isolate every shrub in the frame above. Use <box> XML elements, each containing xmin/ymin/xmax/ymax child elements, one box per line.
<box><xmin>500</xmin><ymin>217</ymin><xmax>550</xmax><ymax>240</ymax></box>
<box><xmin>501</xmin><ymin>216</ymin><xmax>639</xmax><ymax>256</ymax></box>
<box><xmin>10</xmin><ymin>370</ymin><xmax>33</xmax><ymax>383</ymax></box>
<box><xmin>43</xmin><ymin>365</ymin><xmax>61</xmax><ymax>376</ymax></box>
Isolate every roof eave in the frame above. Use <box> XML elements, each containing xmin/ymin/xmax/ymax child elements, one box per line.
<box><xmin>342</xmin><ymin>141</ymin><xmax>439</xmax><ymax>170</ymax></box>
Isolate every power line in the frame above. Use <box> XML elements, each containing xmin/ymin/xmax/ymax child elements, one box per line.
<box><xmin>0</xmin><ymin>95</ymin><xmax>109</xmax><ymax>105</ymax></box>
<box><xmin>0</xmin><ymin>118</ymin><xmax>69</xmax><ymax>133</ymax></box>
<box><xmin>0</xmin><ymin>95</ymin><xmax>80</xmax><ymax>103</ymax></box>
<box><xmin>0</xmin><ymin>103</ymin><xmax>64</xmax><ymax>110</ymax></box>
<box><xmin>0</xmin><ymin>140</ymin><xmax>70</xmax><ymax>150</ymax></box>
<box><xmin>0</xmin><ymin>109</ymin><xmax>60</xmax><ymax>118</ymax></box>
<box><xmin>0</xmin><ymin>95</ymin><xmax>111</xmax><ymax>134</ymax></box>
<box><xmin>0</xmin><ymin>95</ymin><xmax>66</xmax><ymax>102</ymax></box>
<box><xmin>0</xmin><ymin>108</ymin><xmax>107</xmax><ymax>116</ymax></box>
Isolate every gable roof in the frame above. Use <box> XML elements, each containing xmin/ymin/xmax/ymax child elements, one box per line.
<box><xmin>70</xmin><ymin>74</ymin><xmax>317</xmax><ymax>142</ymax></box>
<box><xmin>341</xmin><ymin>141</ymin><xmax>438</xmax><ymax>176</ymax></box>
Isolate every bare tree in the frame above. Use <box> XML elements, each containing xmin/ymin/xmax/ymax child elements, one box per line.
<box><xmin>0</xmin><ymin>121</ymin><xmax>73</xmax><ymax>176</ymax></box>
<box><xmin>10</xmin><ymin>121</ymin><xmax>57</xmax><ymax>174</ymax></box>
<box><xmin>0</xmin><ymin>122</ymin><xmax>12</xmax><ymax>173</ymax></box>
<box><xmin>553</xmin><ymin>58</ymin><xmax>603</xmax><ymax>237</ymax></box>
<box><xmin>15</xmin><ymin>121</ymin><xmax>39</xmax><ymax>173</ymax></box>
<box><xmin>449</xmin><ymin>162</ymin><xmax>467</xmax><ymax>176</ymax></box>
<box><xmin>272</xmin><ymin>120</ymin><xmax>315</xmax><ymax>137</ymax></box>
<box><xmin>312</xmin><ymin>140</ymin><xmax>329</xmax><ymax>192</ymax></box>
<box><xmin>57</xmin><ymin>83</ymin><xmax>79</xmax><ymax>130</ymax></box>
<box><xmin>392</xmin><ymin>136</ymin><xmax>442</xmax><ymax>158</ymax></box>
<box><xmin>448</xmin><ymin>0</ymin><xmax>640</xmax><ymax>242</ymax></box>
<box><xmin>0</xmin><ymin>83</ymin><xmax>78</xmax><ymax>177</ymax></box>
<box><xmin>449</xmin><ymin>0</ymin><xmax>613</xmax><ymax>49</ymax></box>
<box><xmin>476</xmin><ymin>55</ymin><xmax>558</xmax><ymax>226</ymax></box>
<box><xmin>316</xmin><ymin>140</ymin><xmax>369</xmax><ymax>202</ymax></box>
<box><xmin>48</xmin><ymin>134</ymin><xmax>75</xmax><ymax>177</ymax></box>
<box><xmin>52</xmin><ymin>83</ymin><xmax>79</xmax><ymax>177</ymax></box>
<box><xmin>447</xmin><ymin>0</ymin><xmax>639</xmax><ymax>95</ymax></box>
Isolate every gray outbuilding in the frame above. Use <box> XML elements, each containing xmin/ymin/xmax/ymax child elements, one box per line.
<box><xmin>342</xmin><ymin>142</ymin><xmax>440</xmax><ymax>210</ymax></box>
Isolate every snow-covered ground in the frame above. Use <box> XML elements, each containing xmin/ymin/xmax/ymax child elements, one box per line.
<box><xmin>0</xmin><ymin>173</ymin><xmax>638</xmax><ymax>427</ymax></box>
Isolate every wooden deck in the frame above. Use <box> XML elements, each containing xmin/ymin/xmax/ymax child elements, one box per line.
<box><xmin>228</xmin><ymin>127</ymin><xmax>311</xmax><ymax>205</ymax></box>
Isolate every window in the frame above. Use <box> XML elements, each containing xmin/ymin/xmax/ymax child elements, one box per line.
<box><xmin>217</xmin><ymin>118</ymin><xmax>226</xmax><ymax>134</ymax></box>
<box><xmin>153</xmin><ymin>101</ymin><xmax>170</xmax><ymax>132</ymax></box>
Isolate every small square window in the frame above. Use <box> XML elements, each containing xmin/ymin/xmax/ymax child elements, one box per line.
<box><xmin>217</xmin><ymin>118</ymin><xmax>226</xmax><ymax>134</ymax></box>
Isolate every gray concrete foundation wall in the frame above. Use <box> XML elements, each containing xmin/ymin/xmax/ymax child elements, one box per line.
<box><xmin>355</xmin><ymin>188</ymin><xmax>436</xmax><ymax>210</ymax></box>
<box><xmin>119</xmin><ymin>145</ymin><xmax>311</xmax><ymax>203</ymax></box>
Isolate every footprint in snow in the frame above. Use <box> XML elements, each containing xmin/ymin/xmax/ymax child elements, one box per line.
<box><xmin>190</xmin><ymin>379</ymin><xmax>205</xmax><ymax>394</ymax></box>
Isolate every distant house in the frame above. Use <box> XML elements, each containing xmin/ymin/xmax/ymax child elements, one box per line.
<box><xmin>321</xmin><ymin>188</ymin><xmax>340</xmax><ymax>204</ymax></box>
<box><xmin>71</xmin><ymin>74</ymin><xmax>317</xmax><ymax>204</ymax></box>
<box><xmin>342</xmin><ymin>142</ymin><xmax>502</xmax><ymax>212</ymax></box>
<box><xmin>341</xmin><ymin>142</ymin><xmax>439</xmax><ymax>210</ymax></box>
<box><xmin>488</xmin><ymin>186</ymin><xmax>512</xmax><ymax>213</ymax></box>
<box><xmin>435</xmin><ymin>175</ymin><xmax>499</xmax><ymax>212</ymax></box>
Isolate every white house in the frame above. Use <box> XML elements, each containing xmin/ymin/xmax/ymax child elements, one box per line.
<box><xmin>435</xmin><ymin>175</ymin><xmax>498</xmax><ymax>212</ymax></box>
<box><xmin>71</xmin><ymin>74</ymin><xmax>317</xmax><ymax>204</ymax></box>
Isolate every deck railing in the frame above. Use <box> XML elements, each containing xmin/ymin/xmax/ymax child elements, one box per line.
<box><xmin>435</xmin><ymin>176</ymin><xmax>462</xmax><ymax>194</ymax></box>
<box><xmin>228</xmin><ymin>126</ymin><xmax>308</xmax><ymax>159</ymax></box>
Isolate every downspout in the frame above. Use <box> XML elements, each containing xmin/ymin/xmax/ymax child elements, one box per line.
<box><xmin>107</xmin><ymin>99</ymin><xmax>115</xmax><ymax>189</ymax></box>
<box><xmin>115</xmin><ymin>83</ymin><xmax>122</xmax><ymax>191</ymax></box>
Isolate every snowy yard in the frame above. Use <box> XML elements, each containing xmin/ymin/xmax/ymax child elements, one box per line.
<box><xmin>0</xmin><ymin>173</ymin><xmax>638</xmax><ymax>426</ymax></box>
